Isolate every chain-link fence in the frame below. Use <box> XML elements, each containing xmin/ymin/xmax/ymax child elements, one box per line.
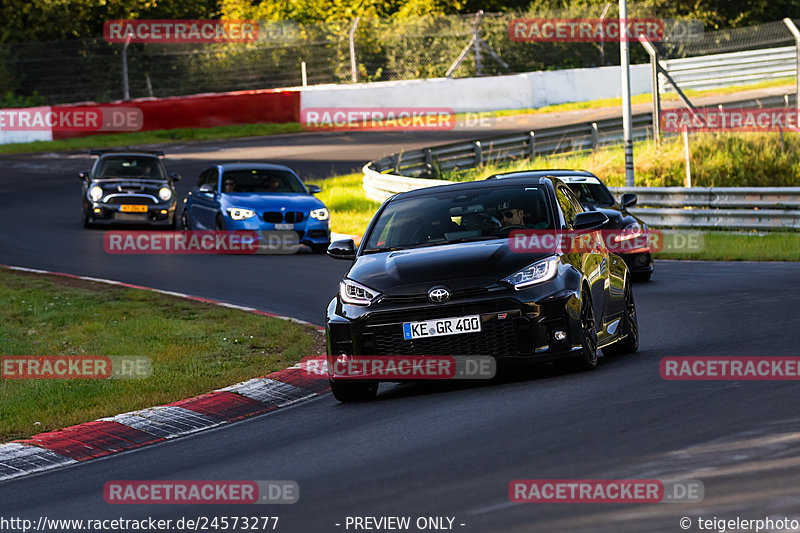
<box><xmin>2</xmin><ymin>6</ymin><xmax>797</xmax><ymax>105</ymax></box>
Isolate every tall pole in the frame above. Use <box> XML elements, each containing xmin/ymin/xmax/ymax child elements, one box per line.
<box><xmin>783</xmin><ymin>18</ymin><xmax>800</xmax><ymax>115</ymax></box>
<box><xmin>349</xmin><ymin>17</ymin><xmax>360</xmax><ymax>83</ymax></box>
<box><xmin>122</xmin><ymin>33</ymin><xmax>132</xmax><ymax>100</ymax></box>
<box><xmin>620</xmin><ymin>0</ymin><xmax>635</xmax><ymax>186</ymax></box>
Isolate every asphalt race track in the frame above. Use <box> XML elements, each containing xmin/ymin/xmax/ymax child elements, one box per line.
<box><xmin>1</xmin><ymin>126</ymin><xmax>800</xmax><ymax>532</ymax></box>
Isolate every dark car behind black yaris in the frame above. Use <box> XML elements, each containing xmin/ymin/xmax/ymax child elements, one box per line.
<box><xmin>325</xmin><ymin>176</ymin><xmax>639</xmax><ymax>402</ymax></box>
<box><xmin>490</xmin><ymin>170</ymin><xmax>654</xmax><ymax>281</ymax></box>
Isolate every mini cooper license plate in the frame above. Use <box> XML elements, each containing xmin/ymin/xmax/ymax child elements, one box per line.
<box><xmin>402</xmin><ymin>315</ymin><xmax>481</xmax><ymax>340</ymax></box>
<box><xmin>119</xmin><ymin>205</ymin><xmax>148</xmax><ymax>213</ymax></box>
<box><xmin>275</xmin><ymin>223</ymin><xmax>294</xmax><ymax>230</ymax></box>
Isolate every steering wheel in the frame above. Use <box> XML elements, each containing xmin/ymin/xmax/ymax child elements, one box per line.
<box><xmin>495</xmin><ymin>224</ymin><xmax>526</xmax><ymax>235</ymax></box>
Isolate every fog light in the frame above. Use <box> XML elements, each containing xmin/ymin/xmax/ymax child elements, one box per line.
<box><xmin>93</xmin><ymin>208</ymin><xmax>101</xmax><ymax>213</ymax></box>
<box><xmin>160</xmin><ymin>209</ymin><xmax>167</xmax><ymax>215</ymax></box>
<box><xmin>553</xmin><ymin>330</ymin><xmax>567</xmax><ymax>342</ymax></box>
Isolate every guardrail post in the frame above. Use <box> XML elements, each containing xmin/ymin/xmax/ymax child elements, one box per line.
<box><xmin>591</xmin><ymin>122</ymin><xmax>599</xmax><ymax>150</ymax></box>
<box><xmin>528</xmin><ymin>132</ymin><xmax>536</xmax><ymax>160</ymax></box>
<box><xmin>474</xmin><ymin>141</ymin><xmax>483</xmax><ymax>166</ymax></box>
<box><xmin>392</xmin><ymin>154</ymin><xmax>400</xmax><ymax>174</ymax></box>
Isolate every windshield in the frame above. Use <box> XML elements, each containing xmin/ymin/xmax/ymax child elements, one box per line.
<box><xmin>363</xmin><ymin>184</ymin><xmax>554</xmax><ymax>253</ymax></box>
<box><xmin>221</xmin><ymin>169</ymin><xmax>305</xmax><ymax>193</ymax></box>
<box><xmin>566</xmin><ymin>182</ymin><xmax>616</xmax><ymax>207</ymax></box>
<box><xmin>96</xmin><ymin>156</ymin><xmax>165</xmax><ymax>179</ymax></box>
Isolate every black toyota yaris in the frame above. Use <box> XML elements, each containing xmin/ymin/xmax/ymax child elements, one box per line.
<box><xmin>325</xmin><ymin>175</ymin><xmax>638</xmax><ymax>402</ymax></box>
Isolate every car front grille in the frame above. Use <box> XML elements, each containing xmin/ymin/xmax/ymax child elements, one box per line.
<box><xmin>366</xmin><ymin>320</ymin><xmax>519</xmax><ymax>357</ymax></box>
<box><xmin>361</xmin><ymin>299</ymin><xmax>523</xmax><ymax>357</ymax></box>
<box><xmin>106</xmin><ymin>196</ymin><xmax>155</xmax><ymax>205</ymax></box>
<box><xmin>263</xmin><ymin>211</ymin><xmax>305</xmax><ymax>223</ymax></box>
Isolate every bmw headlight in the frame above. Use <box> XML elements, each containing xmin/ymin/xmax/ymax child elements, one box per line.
<box><xmin>310</xmin><ymin>208</ymin><xmax>329</xmax><ymax>221</ymax></box>
<box><xmin>340</xmin><ymin>279</ymin><xmax>382</xmax><ymax>306</ymax></box>
<box><xmin>501</xmin><ymin>256</ymin><xmax>559</xmax><ymax>290</ymax></box>
<box><xmin>89</xmin><ymin>185</ymin><xmax>103</xmax><ymax>202</ymax></box>
<box><xmin>158</xmin><ymin>187</ymin><xmax>173</xmax><ymax>201</ymax></box>
<box><xmin>226</xmin><ymin>207</ymin><xmax>256</xmax><ymax>220</ymax></box>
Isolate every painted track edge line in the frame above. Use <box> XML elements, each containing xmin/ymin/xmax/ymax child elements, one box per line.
<box><xmin>0</xmin><ymin>264</ymin><xmax>331</xmax><ymax>482</ymax></box>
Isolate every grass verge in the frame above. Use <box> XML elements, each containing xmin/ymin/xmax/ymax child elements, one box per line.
<box><xmin>307</xmin><ymin>173</ymin><xmax>381</xmax><ymax>239</ymax></box>
<box><xmin>0</xmin><ymin>268</ymin><xmax>323</xmax><ymax>442</ymax></box>
<box><xmin>655</xmin><ymin>232</ymin><xmax>800</xmax><ymax>262</ymax></box>
<box><xmin>0</xmin><ymin>122</ymin><xmax>304</xmax><ymax>155</ymax></box>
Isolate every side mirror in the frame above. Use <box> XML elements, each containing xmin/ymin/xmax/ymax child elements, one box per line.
<box><xmin>307</xmin><ymin>184</ymin><xmax>321</xmax><ymax>194</ymax></box>
<box><xmin>170</xmin><ymin>172</ymin><xmax>182</xmax><ymax>182</ymax></box>
<box><xmin>198</xmin><ymin>186</ymin><xmax>217</xmax><ymax>197</ymax></box>
<box><xmin>327</xmin><ymin>239</ymin><xmax>356</xmax><ymax>260</ymax></box>
<box><xmin>572</xmin><ymin>211</ymin><xmax>609</xmax><ymax>231</ymax></box>
<box><xmin>620</xmin><ymin>193</ymin><xmax>637</xmax><ymax>208</ymax></box>
<box><xmin>79</xmin><ymin>172</ymin><xmax>89</xmax><ymax>181</ymax></box>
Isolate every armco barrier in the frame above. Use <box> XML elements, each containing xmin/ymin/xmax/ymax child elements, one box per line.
<box><xmin>51</xmin><ymin>88</ymin><xmax>301</xmax><ymax>140</ymax></box>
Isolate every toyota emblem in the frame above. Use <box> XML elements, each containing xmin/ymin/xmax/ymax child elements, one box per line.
<box><xmin>428</xmin><ymin>287</ymin><xmax>451</xmax><ymax>303</ymax></box>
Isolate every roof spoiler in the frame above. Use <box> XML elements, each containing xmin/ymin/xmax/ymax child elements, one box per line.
<box><xmin>89</xmin><ymin>149</ymin><xmax>165</xmax><ymax>157</ymax></box>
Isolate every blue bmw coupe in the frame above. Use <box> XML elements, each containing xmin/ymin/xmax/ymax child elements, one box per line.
<box><xmin>181</xmin><ymin>163</ymin><xmax>331</xmax><ymax>253</ymax></box>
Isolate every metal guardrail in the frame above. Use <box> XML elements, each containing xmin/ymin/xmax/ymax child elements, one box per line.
<box><xmin>659</xmin><ymin>46</ymin><xmax>797</xmax><ymax>93</ymax></box>
<box><xmin>363</xmin><ymin>93</ymin><xmax>800</xmax><ymax>230</ymax></box>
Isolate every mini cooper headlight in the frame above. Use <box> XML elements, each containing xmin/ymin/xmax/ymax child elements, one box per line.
<box><xmin>89</xmin><ymin>185</ymin><xmax>103</xmax><ymax>202</ymax></box>
<box><xmin>310</xmin><ymin>208</ymin><xmax>329</xmax><ymax>221</ymax></box>
<box><xmin>501</xmin><ymin>256</ymin><xmax>559</xmax><ymax>289</ymax></box>
<box><xmin>158</xmin><ymin>187</ymin><xmax>173</xmax><ymax>201</ymax></box>
<box><xmin>226</xmin><ymin>207</ymin><xmax>256</xmax><ymax>220</ymax></box>
<box><xmin>340</xmin><ymin>279</ymin><xmax>382</xmax><ymax>306</ymax></box>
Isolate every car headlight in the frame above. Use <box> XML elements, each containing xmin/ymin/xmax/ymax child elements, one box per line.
<box><xmin>340</xmin><ymin>279</ymin><xmax>382</xmax><ymax>306</ymax></box>
<box><xmin>226</xmin><ymin>207</ymin><xmax>256</xmax><ymax>220</ymax></box>
<box><xmin>614</xmin><ymin>222</ymin><xmax>645</xmax><ymax>242</ymax></box>
<box><xmin>501</xmin><ymin>256</ymin><xmax>559</xmax><ymax>290</ymax></box>
<box><xmin>310</xmin><ymin>208</ymin><xmax>329</xmax><ymax>221</ymax></box>
<box><xmin>89</xmin><ymin>185</ymin><xmax>103</xmax><ymax>202</ymax></box>
<box><xmin>158</xmin><ymin>187</ymin><xmax>173</xmax><ymax>202</ymax></box>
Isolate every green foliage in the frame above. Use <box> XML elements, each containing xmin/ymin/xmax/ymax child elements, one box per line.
<box><xmin>0</xmin><ymin>90</ymin><xmax>47</xmax><ymax>108</ymax></box>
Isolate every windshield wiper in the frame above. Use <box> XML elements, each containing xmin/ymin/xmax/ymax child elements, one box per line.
<box><xmin>362</xmin><ymin>246</ymin><xmax>406</xmax><ymax>254</ymax></box>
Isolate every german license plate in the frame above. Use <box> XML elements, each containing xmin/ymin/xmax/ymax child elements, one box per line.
<box><xmin>119</xmin><ymin>205</ymin><xmax>148</xmax><ymax>213</ymax></box>
<box><xmin>402</xmin><ymin>315</ymin><xmax>481</xmax><ymax>340</ymax></box>
<box><xmin>275</xmin><ymin>223</ymin><xmax>294</xmax><ymax>230</ymax></box>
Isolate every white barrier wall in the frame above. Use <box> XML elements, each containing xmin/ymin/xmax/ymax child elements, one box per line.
<box><xmin>0</xmin><ymin>107</ymin><xmax>54</xmax><ymax>145</ymax></box>
<box><xmin>301</xmin><ymin>64</ymin><xmax>652</xmax><ymax>113</ymax></box>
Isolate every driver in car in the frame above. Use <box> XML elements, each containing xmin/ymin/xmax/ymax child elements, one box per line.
<box><xmin>497</xmin><ymin>199</ymin><xmax>526</xmax><ymax>227</ymax></box>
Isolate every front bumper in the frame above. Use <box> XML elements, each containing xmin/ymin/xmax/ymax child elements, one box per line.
<box><xmin>223</xmin><ymin>217</ymin><xmax>330</xmax><ymax>245</ymax></box>
<box><xmin>620</xmin><ymin>251</ymin><xmax>654</xmax><ymax>274</ymax></box>
<box><xmin>326</xmin><ymin>283</ymin><xmax>585</xmax><ymax>378</ymax></box>
<box><xmin>87</xmin><ymin>203</ymin><xmax>175</xmax><ymax>226</ymax></box>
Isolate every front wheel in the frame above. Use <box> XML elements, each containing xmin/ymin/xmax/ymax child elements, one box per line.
<box><xmin>558</xmin><ymin>292</ymin><xmax>598</xmax><ymax>372</ymax></box>
<box><xmin>330</xmin><ymin>380</ymin><xmax>378</xmax><ymax>402</ymax></box>
<box><xmin>602</xmin><ymin>281</ymin><xmax>639</xmax><ymax>356</ymax></box>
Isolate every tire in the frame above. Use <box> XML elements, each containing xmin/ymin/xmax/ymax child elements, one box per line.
<box><xmin>215</xmin><ymin>215</ymin><xmax>225</xmax><ymax>231</ymax></box>
<box><xmin>82</xmin><ymin>210</ymin><xmax>94</xmax><ymax>229</ymax></box>
<box><xmin>602</xmin><ymin>281</ymin><xmax>639</xmax><ymax>356</ymax></box>
<box><xmin>330</xmin><ymin>380</ymin><xmax>378</xmax><ymax>402</ymax></box>
<box><xmin>558</xmin><ymin>291</ymin><xmax>598</xmax><ymax>372</ymax></box>
<box><xmin>311</xmin><ymin>242</ymin><xmax>330</xmax><ymax>254</ymax></box>
<box><xmin>632</xmin><ymin>271</ymin><xmax>652</xmax><ymax>282</ymax></box>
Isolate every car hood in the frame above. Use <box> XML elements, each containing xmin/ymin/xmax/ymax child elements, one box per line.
<box><xmin>348</xmin><ymin>240</ymin><xmax>552</xmax><ymax>296</ymax></box>
<box><xmin>221</xmin><ymin>193</ymin><xmax>324</xmax><ymax>211</ymax></box>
